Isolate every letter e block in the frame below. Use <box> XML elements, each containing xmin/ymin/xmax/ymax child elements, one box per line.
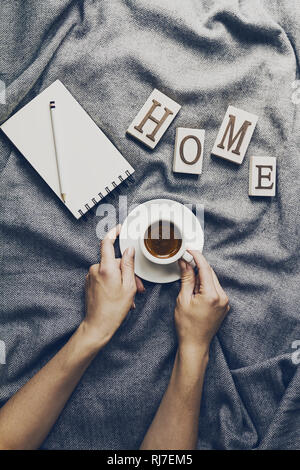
<box><xmin>173</xmin><ymin>128</ymin><xmax>205</xmax><ymax>175</ymax></box>
<box><xmin>212</xmin><ymin>105</ymin><xmax>258</xmax><ymax>164</ymax></box>
<box><xmin>126</xmin><ymin>89</ymin><xmax>181</xmax><ymax>149</ymax></box>
<box><xmin>249</xmin><ymin>156</ymin><xmax>276</xmax><ymax>197</ymax></box>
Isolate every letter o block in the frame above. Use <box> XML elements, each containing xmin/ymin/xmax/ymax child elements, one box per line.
<box><xmin>173</xmin><ymin>128</ymin><xmax>205</xmax><ymax>175</ymax></box>
<box><xmin>249</xmin><ymin>156</ymin><xmax>276</xmax><ymax>196</ymax></box>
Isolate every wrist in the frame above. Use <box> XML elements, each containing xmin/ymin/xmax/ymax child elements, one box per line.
<box><xmin>174</xmin><ymin>344</ymin><xmax>209</xmax><ymax>388</ymax></box>
<box><xmin>178</xmin><ymin>342</ymin><xmax>210</xmax><ymax>368</ymax></box>
<box><xmin>77</xmin><ymin>321</ymin><xmax>111</xmax><ymax>353</ymax></box>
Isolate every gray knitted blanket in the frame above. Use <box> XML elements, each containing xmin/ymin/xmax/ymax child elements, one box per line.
<box><xmin>0</xmin><ymin>0</ymin><xmax>299</xmax><ymax>449</ymax></box>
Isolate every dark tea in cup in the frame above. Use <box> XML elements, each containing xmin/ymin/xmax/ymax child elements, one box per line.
<box><xmin>144</xmin><ymin>220</ymin><xmax>182</xmax><ymax>259</ymax></box>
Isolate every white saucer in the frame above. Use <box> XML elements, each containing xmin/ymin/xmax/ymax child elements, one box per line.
<box><xmin>119</xmin><ymin>199</ymin><xmax>204</xmax><ymax>283</ymax></box>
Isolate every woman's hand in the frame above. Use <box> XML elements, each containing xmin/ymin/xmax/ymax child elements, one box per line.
<box><xmin>175</xmin><ymin>251</ymin><xmax>229</xmax><ymax>357</ymax></box>
<box><xmin>0</xmin><ymin>224</ymin><xmax>145</xmax><ymax>451</ymax></box>
<box><xmin>82</xmin><ymin>224</ymin><xmax>144</xmax><ymax>347</ymax></box>
<box><xmin>141</xmin><ymin>250</ymin><xmax>227</xmax><ymax>450</ymax></box>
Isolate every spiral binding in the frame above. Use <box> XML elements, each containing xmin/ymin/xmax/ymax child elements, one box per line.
<box><xmin>78</xmin><ymin>169</ymin><xmax>135</xmax><ymax>218</ymax></box>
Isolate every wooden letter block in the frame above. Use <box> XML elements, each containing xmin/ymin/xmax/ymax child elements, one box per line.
<box><xmin>212</xmin><ymin>105</ymin><xmax>258</xmax><ymax>164</ymax></box>
<box><xmin>249</xmin><ymin>156</ymin><xmax>276</xmax><ymax>197</ymax></box>
<box><xmin>126</xmin><ymin>89</ymin><xmax>181</xmax><ymax>149</ymax></box>
<box><xmin>173</xmin><ymin>128</ymin><xmax>205</xmax><ymax>175</ymax></box>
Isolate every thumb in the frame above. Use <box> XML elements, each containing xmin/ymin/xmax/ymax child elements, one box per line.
<box><xmin>121</xmin><ymin>246</ymin><xmax>136</xmax><ymax>289</ymax></box>
<box><xmin>178</xmin><ymin>259</ymin><xmax>195</xmax><ymax>298</ymax></box>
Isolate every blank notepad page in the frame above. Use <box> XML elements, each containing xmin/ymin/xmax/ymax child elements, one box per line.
<box><xmin>1</xmin><ymin>80</ymin><xmax>134</xmax><ymax>219</ymax></box>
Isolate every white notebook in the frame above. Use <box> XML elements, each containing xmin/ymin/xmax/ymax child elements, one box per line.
<box><xmin>0</xmin><ymin>80</ymin><xmax>134</xmax><ymax>219</ymax></box>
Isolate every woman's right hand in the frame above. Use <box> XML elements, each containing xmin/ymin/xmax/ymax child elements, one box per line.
<box><xmin>82</xmin><ymin>224</ymin><xmax>144</xmax><ymax>348</ymax></box>
<box><xmin>175</xmin><ymin>251</ymin><xmax>230</xmax><ymax>357</ymax></box>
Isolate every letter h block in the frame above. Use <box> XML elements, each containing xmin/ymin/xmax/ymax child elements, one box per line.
<box><xmin>126</xmin><ymin>89</ymin><xmax>181</xmax><ymax>149</ymax></box>
<box><xmin>212</xmin><ymin>105</ymin><xmax>258</xmax><ymax>164</ymax></box>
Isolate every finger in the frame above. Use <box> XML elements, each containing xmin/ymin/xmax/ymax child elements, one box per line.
<box><xmin>116</xmin><ymin>258</ymin><xmax>144</xmax><ymax>292</ymax></box>
<box><xmin>211</xmin><ymin>267</ymin><xmax>229</xmax><ymax>308</ymax></box>
<box><xmin>100</xmin><ymin>224</ymin><xmax>121</xmax><ymax>267</ymax></box>
<box><xmin>210</xmin><ymin>267</ymin><xmax>224</xmax><ymax>297</ymax></box>
<box><xmin>188</xmin><ymin>250</ymin><xmax>215</xmax><ymax>294</ymax></box>
<box><xmin>85</xmin><ymin>274</ymin><xmax>90</xmax><ymax>308</ymax></box>
<box><xmin>178</xmin><ymin>259</ymin><xmax>195</xmax><ymax>298</ymax></box>
<box><xmin>194</xmin><ymin>273</ymin><xmax>200</xmax><ymax>295</ymax></box>
<box><xmin>119</xmin><ymin>256</ymin><xmax>137</xmax><ymax>310</ymax></box>
<box><xmin>121</xmin><ymin>246</ymin><xmax>136</xmax><ymax>288</ymax></box>
<box><xmin>116</xmin><ymin>258</ymin><xmax>146</xmax><ymax>294</ymax></box>
<box><xmin>135</xmin><ymin>275</ymin><xmax>145</xmax><ymax>293</ymax></box>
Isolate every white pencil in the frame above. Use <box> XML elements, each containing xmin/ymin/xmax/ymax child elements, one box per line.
<box><xmin>49</xmin><ymin>100</ymin><xmax>66</xmax><ymax>203</ymax></box>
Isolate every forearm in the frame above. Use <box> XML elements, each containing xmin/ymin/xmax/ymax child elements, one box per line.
<box><xmin>140</xmin><ymin>345</ymin><xmax>209</xmax><ymax>450</ymax></box>
<box><xmin>0</xmin><ymin>322</ymin><xmax>103</xmax><ymax>450</ymax></box>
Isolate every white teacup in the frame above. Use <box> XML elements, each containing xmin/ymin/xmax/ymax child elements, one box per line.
<box><xmin>139</xmin><ymin>217</ymin><xmax>196</xmax><ymax>267</ymax></box>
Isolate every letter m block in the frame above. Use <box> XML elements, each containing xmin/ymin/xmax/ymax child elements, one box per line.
<box><xmin>212</xmin><ymin>105</ymin><xmax>258</xmax><ymax>164</ymax></box>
